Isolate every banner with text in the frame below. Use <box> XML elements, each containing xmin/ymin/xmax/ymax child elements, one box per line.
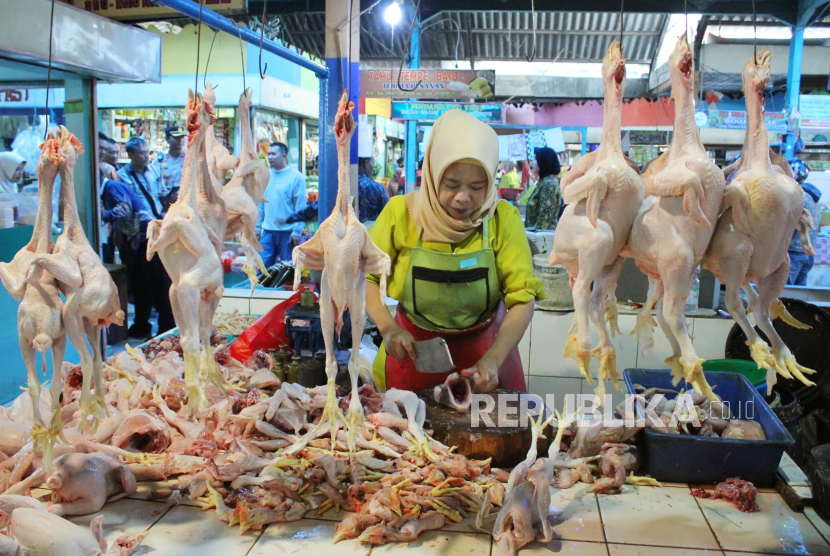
<box><xmin>391</xmin><ymin>102</ymin><xmax>504</xmax><ymax>123</ymax></box>
<box><xmin>800</xmin><ymin>95</ymin><xmax>830</xmax><ymax>129</ymax></box>
<box><xmin>71</xmin><ymin>0</ymin><xmax>247</xmax><ymax>20</ymax></box>
<box><xmin>694</xmin><ymin>110</ymin><xmax>788</xmax><ymax>133</ymax></box>
<box><xmin>362</xmin><ymin>70</ymin><xmax>495</xmax><ymax>99</ymax></box>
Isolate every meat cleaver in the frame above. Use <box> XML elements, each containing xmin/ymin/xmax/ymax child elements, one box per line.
<box><xmin>412</xmin><ymin>337</ymin><xmax>456</xmax><ymax>374</ymax></box>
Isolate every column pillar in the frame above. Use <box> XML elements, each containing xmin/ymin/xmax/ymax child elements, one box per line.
<box><xmin>404</xmin><ymin>14</ymin><xmax>421</xmax><ymax>194</ymax></box>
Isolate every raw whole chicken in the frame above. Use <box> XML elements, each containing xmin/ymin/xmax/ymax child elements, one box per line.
<box><xmin>626</xmin><ymin>37</ymin><xmax>723</xmax><ymax>400</ymax></box>
<box><xmin>0</xmin><ymin>132</ymin><xmax>67</xmax><ymax>471</ymax></box>
<box><xmin>703</xmin><ymin>51</ymin><xmax>816</xmax><ymax>393</ymax></box>
<box><xmin>9</xmin><ymin>508</ymin><xmax>106</xmax><ymax>555</ymax></box>
<box><xmin>147</xmin><ymin>90</ymin><xmax>226</xmax><ymax>417</ymax></box>
<box><xmin>33</xmin><ymin>128</ymin><xmax>125</xmax><ymax>433</ymax></box>
<box><xmin>45</xmin><ymin>452</ymin><xmax>136</xmax><ymax>516</ymax></box>
<box><xmin>218</xmin><ymin>88</ymin><xmax>272</xmax><ymax>290</ymax></box>
<box><xmin>291</xmin><ymin>91</ymin><xmax>390</xmax><ymax>450</ymax></box>
<box><xmin>203</xmin><ymin>82</ymin><xmax>239</xmax><ymax>188</ymax></box>
<box><xmin>551</xmin><ymin>41</ymin><xmax>645</xmax><ymax>399</ymax></box>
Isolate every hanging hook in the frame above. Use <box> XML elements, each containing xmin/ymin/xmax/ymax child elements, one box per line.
<box><xmin>43</xmin><ymin>0</ymin><xmax>56</xmax><ymax>140</ymax></box>
<box><xmin>619</xmin><ymin>0</ymin><xmax>624</xmax><ymax>50</ymax></box>
<box><xmin>525</xmin><ymin>0</ymin><xmax>537</xmax><ymax>63</ymax></box>
<box><xmin>684</xmin><ymin>0</ymin><xmax>688</xmax><ymax>43</ymax></box>
<box><xmin>259</xmin><ymin>0</ymin><xmax>269</xmax><ymax>79</ymax></box>
<box><xmin>203</xmin><ymin>29</ymin><xmax>219</xmax><ymax>90</ymax></box>
<box><xmin>397</xmin><ymin>0</ymin><xmax>423</xmax><ymax>93</ymax></box>
<box><xmin>346</xmin><ymin>0</ymin><xmax>353</xmax><ymax>100</ymax></box>
<box><xmin>751</xmin><ymin>0</ymin><xmax>758</xmax><ymax>67</ymax></box>
<box><xmin>195</xmin><ymin>0</ymin><xmax>204</xmax><ymax>94</ymax></box>
<box><xmin>235</xmin><ymin>20</ymin><xmax>246</xmax><ymax>91</ymax></box>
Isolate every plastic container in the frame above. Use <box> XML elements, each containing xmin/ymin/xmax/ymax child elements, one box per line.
<box><xmin>624</xmin><ymin>369</ymin><xmax>794</xmax><ymax>487</ymax></box>
<box><xmin>701</xmin><ymin>359</ymin><xmax>766</xmax><ymax>387</ymax></box>
<box><xmin>532</xmin><ymin>254</ymin><xmax>573</xmax><ymax>311</ymax></box>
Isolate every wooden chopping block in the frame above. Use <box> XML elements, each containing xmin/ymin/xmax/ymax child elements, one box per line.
<box><xmin>418</xmin><ymin>388</ymin><xmax>551</xmax><ymax>469</ymax></box>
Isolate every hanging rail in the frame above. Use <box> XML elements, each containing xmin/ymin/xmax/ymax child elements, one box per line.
<box><xmin>150</xmin><ymin>0</ymin><xmax>329</xmax><ymax>78</ymax></box>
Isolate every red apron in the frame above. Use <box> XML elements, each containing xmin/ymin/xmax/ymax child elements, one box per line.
<box><xmin>384</xmin><ymin>301</ymin><xmax>526</xmax><ymax>392</ymax></box>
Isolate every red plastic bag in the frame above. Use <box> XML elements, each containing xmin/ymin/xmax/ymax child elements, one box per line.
<box><xmin>229</xmin><ymin>289</ymin><xmax>316</xmax><ymax>362</ymax></box>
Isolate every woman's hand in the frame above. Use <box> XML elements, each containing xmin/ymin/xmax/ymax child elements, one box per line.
<box><xmin>461</xmin><ymin>355</ymin><xmax>499</xmax><ymax>392</ymax></box>
<box><xmin>384</xmin><ymin>325</ymin><xmax>417</xmax><ymax>361</ymax></box>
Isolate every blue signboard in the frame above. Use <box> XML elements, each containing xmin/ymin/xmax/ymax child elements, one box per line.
<box><xmin>391</xmin><ymin>102</ymin><xmax>504</xmax><ymax>123</ymax></box>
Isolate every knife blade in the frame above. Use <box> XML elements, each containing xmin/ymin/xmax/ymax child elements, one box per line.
<box><xmin>412</xmin><ymin>337</ymin><xmax>456</xmax><ymax>374</ymax></box>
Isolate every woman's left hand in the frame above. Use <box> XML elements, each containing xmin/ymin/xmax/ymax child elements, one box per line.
<box><xmin>460</xmin><ymin>355</ymin><xmax>499</xmax><ymax>392</ymax></box>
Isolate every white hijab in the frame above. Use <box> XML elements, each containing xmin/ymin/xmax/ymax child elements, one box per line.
<box><xmin>0</xmin><ymin>152</ymin><xmax>24</xmax><ymax>194</ymax></box>
<box><xmin>406</xmin><ymin>110</ymin><xmax>500</xmax><ymax>244</ymax></box>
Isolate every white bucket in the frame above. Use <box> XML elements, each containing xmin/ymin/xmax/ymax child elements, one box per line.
<box><xmin>533</xmin><ymin>254</ymin><xmax>573</xmax><ymax>311</ymax></box>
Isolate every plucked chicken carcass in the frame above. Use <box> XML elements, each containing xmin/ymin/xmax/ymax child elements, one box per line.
<box><xmin>0</xmin><ymin>132</ymin><xmax>67</xmax><ymax>470</ymax></box>
<box><xmin>147</xmin><ymin>90</ymin><xmax>226</xmax><ymax>416</ymax></box>
<box><xmin>626</xmin><ymin>37</ymin><xmax>723</xmax><ymax>400</ymax></box>
<box><xmin>33</xmin><ymin>128</ymin><xmax>125</xmax><ymax>434</ymax></box>
<box><xmin>203</xmin><ymin>82</ymin><xmax>240</xmax><ymax>188</ymax></box>
<box><xmin>45</xmin><ymin>452</ymin><xmax>136</xmax><ymax>516</ymax></box>
<box><xmin>218</xmin><ymin>88</ymin><xmax>272</xmax><ymax>289</ymax></box>
<box><xmin>292</xmin><ymin>91</ymin><xmax>391</xmax><ymax>450</ymax></box>
<box><xmin>703</xmin><ymin>51</ymin><xmax>816</xmax><ymax>393</ymax></box>
<box><xmin>551</xmin><ymin>41</ymin><xmax>646</xmax><ymax>399</ymax></box>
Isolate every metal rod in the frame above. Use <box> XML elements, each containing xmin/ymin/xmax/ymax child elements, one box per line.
<box><xmin>150</xmin><ymin>0</ymin><xmax>329</xmax><ymax>78</ymax></box>
<box><xmin>44</xmin><ymin>0</ymin><xmax>56</xmax><ymax>139</ymax></box>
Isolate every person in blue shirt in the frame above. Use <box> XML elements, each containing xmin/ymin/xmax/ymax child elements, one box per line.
<box><xmin>788</xmin><ymin>159</ymin><xmax>823</xmax><ymax>286</ymax></box>
<box><xmin>155</xmin><ymin>125</ymin><xmax>187</xmax><ymax>210</ymax></box>
<box><xmin>358</xmin><ymin>156</ymin><xmax>388</xmax><ymax>223</ymax></box>
<box><xmin>117</xmin><ymin>137</ymin><xmax>170</xmax><ymax>220</ymax></box>
<box><xmin>256</xmin><ymin>142</ymin><xmax>307</xmax><ymax>267</ymax></box>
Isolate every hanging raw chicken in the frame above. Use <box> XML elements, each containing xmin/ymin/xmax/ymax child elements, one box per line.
<box><xmin>626</xmin><ymin>37</ymin><xmax>723</xmax><ymax>400</ymax></box>
<box><xmin>147</xmin><ymin>90</ymin><xmax>226</xmax><ymax>416</ymax></box>
<box><xmin>0</xmin><ymin>132</ymin><xmax>67</xmax><ymax>470</ymax></box>
<box><xmin>32</xmin><ymin>127</ymin><xmax>125</xmax><ymax>433</ymax></box>
<box><xmin>292</xmin><ymin>91</ymin><xmax>390</xmax><ymax>451</ymax></box>
<box><xmin>703</xmin><ymin>51</ymin><xmax>816</xmax><ymax>393</ymax></box>
<box><xmin>550</xmin><ymin>41</ymin><xmax>646</xmax><ymax>399</ymax></box>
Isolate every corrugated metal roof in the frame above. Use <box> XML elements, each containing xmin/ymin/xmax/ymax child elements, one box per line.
<box><xmin>277</xmin><ymin>10</ymin><xmax>668</xmax><ymax>64</ymax></box>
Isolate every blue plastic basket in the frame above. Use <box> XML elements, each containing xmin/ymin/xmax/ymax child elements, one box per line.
<box><xmin>624</xmin><ymin>369</ymin><xmax>793</xmax><ymax>487</ymax></box>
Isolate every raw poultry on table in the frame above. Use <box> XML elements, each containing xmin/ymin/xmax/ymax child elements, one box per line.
<box><xmin>551</xmin><ymin>41</ymin><xmax>646</xmax><ymax>400</ymax></box>
<box><xmin>0</xmin><ymin>132</ymin><xmax>67</xmax><ymax>472</ymax></box>
<box><xmin>291</xmin><ymin>90</ymin><xmax>391</xmax><ymax>452</ymax></box>
<box><xmin>626</xmin><ymin>37</ymin><xmax>723</xmax><ymax>400</ymax></box>
<box><xmin>703</xmin><ymin>51</ymin><xmax>817</xmax><ymax>394</ymax></box>
<box><xmin>146</xmin><ymin>89</ymin><xmax>227</xmax><ymax>417</ymax></box>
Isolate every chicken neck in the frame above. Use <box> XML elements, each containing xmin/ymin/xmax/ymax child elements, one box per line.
<box><xmin>670</xmin><ymin>79</ymin><xmax>704</xmax><ymax>155</ymax></box>
<box><xmin>334</xmin><ymin>129</ymin><xmax>352</xmax><ymax>219</ymax></box>
<box><xmin>598</xmin><ymin>76</ymin><xmax>624</xmax><ymax>158</ymax></box>
<box><xmin>30</xmin><ymin>155</ymin><xmax>56</xmax><ymax>254</ymax></box>
<box><xmin>741</xmin><ymin>81</ymin><xmax>771</xmax><ymax>173</ymax></box>
<box><xmin>58</xmin><ymin>157</ymin><xmax>87</xmax><ymax>247</ymax></box>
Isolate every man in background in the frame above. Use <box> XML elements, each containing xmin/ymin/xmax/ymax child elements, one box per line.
<box><xmin>156</xmin><ymin>125</ymin><xmax>186</xmax><ymax>210</ymax></box>
<box><xmin>357</xmin><ymin>156</ymin><xmax>388</xmax><ymax>223</ymax></box>
<box><xmin>117</xmin><ymin>136</ymin><xmax>175</xmax><ymax>338</ymax></box>
<box><xmin>788</xmin><ymin>159</ymin><xmax>822</xmax><ymax>286</ymax></box>
<box><xmin>257</xmin><ymin>142</ymin><xmax>307</xmax><ymax>267</ymax></box>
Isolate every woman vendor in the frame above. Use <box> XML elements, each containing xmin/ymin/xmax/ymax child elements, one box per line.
<box><xmin>365</xmin><ymin>110</ymin><xmax>546</xmax><ymax>394</ymax></box>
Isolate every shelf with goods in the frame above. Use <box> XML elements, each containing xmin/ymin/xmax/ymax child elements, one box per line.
<box><xmin>99</xmin><ymin>107</ymin><xmax>236</xmax><ymax>164</ymax></box>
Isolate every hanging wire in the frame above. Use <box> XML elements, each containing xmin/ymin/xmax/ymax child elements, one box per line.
<box><xmin>259</xmin><ymin>0</ymin><xmax>268</xmax><ymax>78</ymax></box>
<box><xmin>684</xmin><ymin>0</ymin><xmax>688</xmax><ymax>42</ymax></box>
<box><xmin>203</xmin><ymin>29</ymin><xmax>219</xmax><ymax>90</ymax></box>
<box><xmin>347</xmin><ymin>0</ymin><xmax>353</xmax><ymax>100</ymax></box>
<box><xmin>43</xmin><ymin>0</ymin><xmax>56</xmax><ymax>140</ymax></box>
<box><xmin>195</xmin><ymin>0</ymin><xmax>204</xmax><ymax>93</ymax></box>
<box><xmin>525</xmin><ymin>0</ymin><xmax>537</xmax><ymax>62</ymax></box>
<box><xmin>620</xmin><ymin>0</ymin><xmax>624</xmax><ymax>46</ymax></box>
<box><xmin>420</xmin><ymin>17</ymin><xmax>461</xmax><ymax>68</ymax></box>
<box><xmin>235</xmin><ymin>21</ymin><xmax>246</xmax><ymax>91</ymax></box>
<box><xmin>751</xmin><ymin>0</ymin><xmax>758</xmax><ymax>67</ymax></box>
<box><xmin>397</xmin><ymin>0</ymin><xmax>424</xmax><ymax>93</ymax></box>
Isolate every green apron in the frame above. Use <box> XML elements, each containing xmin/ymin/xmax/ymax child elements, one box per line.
<box><xmin>401</xmin><ymin>214</ymin><xmax>500</xmax><ymax>331</ymax></box>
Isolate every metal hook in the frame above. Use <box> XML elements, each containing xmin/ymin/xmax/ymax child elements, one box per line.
<box><xmin>259</xmin><ymin>0</ymin><xmax>268</xmax><ymax>79</ymax></box>
<box><xmin>751</xmin><ymin>0</ymin><xmax>758</xmax><ymax>67</ymax></box>
<box><xmin>684</xmin><ymin>0</ymin><xmax>688</xmax><ymax>43</ymax></box>
<box><xmin>619</xmin><ymin>0</ymin><xmax>624</xmax><ymax>49</ymax></box>
<box><xmin>346</xmin><ymin>0</ymin><xmax>353</xmax><ymax>101</ymax></box>
<box><xmin>397</xmin><ymin>0</ymin><xmax>423</xmax><ymax>93</ymax></box>
<box><xmin>43</xmin><ymin>0</ymin><xmax>56</xmax><ymax>140</ymax></box>
<box><xmin>203</xmin><ymin>29</ymin><xmax>219</xmax><ymax>90</ymax></box>
<box><xmin>525</xmin><ymin>0</ymin><xmax>537</xmax><ymax>63</ymax></box>
<box><xmin>195</xmin><ymin>0</ymin><xmax>204</xmax><ymax>94</ymax></box>
<box><xmin>235</xmin><ymin>20</ymin><xmax>246</xmax><ymax>91</ymax></box>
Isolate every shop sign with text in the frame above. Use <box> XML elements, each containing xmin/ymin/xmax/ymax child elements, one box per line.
<box><xmin>694</xmin><ymin>110</ymin><xmax>787</xmax><ymax>133</ymax></box>
<box><xmin>391</xmin><ymin>102</ymin><xmax>504</xmax><ymax>123</ymax></box>
<box><xmin>362</xmin><ymin>70</ymin><xmax>495</xmax><ymax>99</ymax></box>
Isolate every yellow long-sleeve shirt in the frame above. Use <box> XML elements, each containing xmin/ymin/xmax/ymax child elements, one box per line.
<box><xmin>499</xmin><ymin>169</ymin><xmax>521</xmax><ymax>189</ymax></box>
<box><xmin>367</xmin><ymin>196</ymin><xmax>546</xmax><ymax>309</ymax></box>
